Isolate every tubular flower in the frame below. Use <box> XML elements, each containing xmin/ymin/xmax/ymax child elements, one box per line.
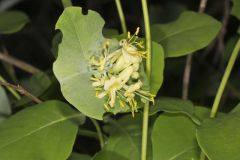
<box><xmin>89</xmin><ymin>28</ymin><xmax>154</xmax><ymax>116</ymax></box>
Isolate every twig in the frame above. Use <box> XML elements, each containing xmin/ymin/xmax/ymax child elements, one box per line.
<box><xmin>0</xmin><ymin>80</ymin><xmax>42</xmax><ymax>104</ymax></box>
<box><xmin>0</xmin><ymin>49</ymin><xmax>41</xmax><ymax>74</ymax></box>
<box><xmin>182</xmin><ymin>0</ymin><xmax>208</xmax><ymax>100</ymax></box>
<box><xmin>214</xmin><ymin>0</ymin><xmax>230</xmax><ymax>63</ymax></box>
<box><xmin>0</xmin><ymin>75</ymin><xmax>21</xmax><ymax>100</ymax></box>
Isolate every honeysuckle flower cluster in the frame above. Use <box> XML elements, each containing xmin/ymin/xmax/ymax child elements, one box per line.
<box><xmin>89</xmin><ymin>28</ymin><xmax>154</xmax><ymax>116</ymax></box>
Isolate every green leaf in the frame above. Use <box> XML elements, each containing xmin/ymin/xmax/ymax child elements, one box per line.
<box><xmin>196</xmin><ymin>110</ymin><xmax>240</xmax><ymax>160</ymax></box>
<box><xmin>149</xmin><ymin>97</ymin><xmax>201</xmax><ymax>125</ymax></box>
<box><xmin>69</xmin><ymin>153</ymin><xmax>91</xmax><ymax>160</ymax></box>
<box><xmin>0</xmin><ymin>87</ymin><xmax>11</xmax><ymax>122</ymax></box>
<box><xmin>152</xmin><ymin>113</ymin><xmax>200</xmax><ymax>160</ymax></box>
<box><xmin>151</xmin><ymin>106</ymin><xmax>213</xmax><ymax>160</ymax></box>
<box><xmin>51</xmin><ymin>32</ymin><xmax>62</xmax><ymax>58</ymax></box>
<box><xmin>53</xmin><ymin>7</ymin><xmax>108</xmax><ymax>120</ymax></box>
<box><xmin>103</xmin><ymin>28</ymin><xmax>119</xmax><ymax>38</ymax></box>
<box><xmin>150</xmin><ymin>42</ymin><xmax>165</xmax><ymax>95</ymax></box>
<box><xmin>0</xmin><ymin>11</ymin><xmax>29</xmax><ymax>34</ymax></box>
<box><xmin>93</xmin><ymin>115</ymin><xmax>147</xmax><ymax>160</ymax></box>
<box><xmin>0</xmin><ymin>100</ymin><xmax>85</xmax><ymax>160</ymax></box>
<box><xmin>231</xmin><ymin>0</ymin><xmax>240</xmax><ymax>20</ymax></box>
<box><xmin>151</xmin><ymin>11</ymin><xmax>221</xmax><ymax>57</ymax></box>
<box><xmin>230</xmin><ymin>103</ymin><xmax>240</xmax><ymax>113</ymax></box>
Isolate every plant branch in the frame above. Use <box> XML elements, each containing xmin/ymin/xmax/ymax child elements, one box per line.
<box><xmin>115</xmin><ymin>0</ymin><xmax>127</xmax><ymax>34</ymax></box>
<box><xmin>214</xmin><ymin>0</ymin><xmax>230</xmax><ymax>63</ymax></box>
<box><xmin>0</xmin><ymin>50</ymin><xmax>41</xmax><ymax>74</ymax></box>
<box><xmin>182</xmin><ymin>0</ymin><xmax>208</xmax><ymax>100</ymax></box>
<box><xmin>0</xmin><ymin>79</ymin><xmax>42</xmax><ymax>104</ymax></box>
<box><xmin>141</xmin><ymin>0</ymin><xmax>151</xmax><ymax>159</ymax></box>
<box><xmin>0</xmin><ymin>75</ymin><xmax>21</xmax><ymax>100</ymax></box>
<box><xmin>210</xmin><ymin>38</ymin><xmax>240</xmax><ymax>118</ymax></box>
<box><xmin>90</xmin><ymin>118</ymin><xmax>105</xmax><ymax>148</ymax></box>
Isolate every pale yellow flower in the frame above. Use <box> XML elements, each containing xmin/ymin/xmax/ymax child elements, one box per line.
<box><xmin>89</xmin><ymin>27</ymin><xmax>155</xmax><ymax>116</ymax></box>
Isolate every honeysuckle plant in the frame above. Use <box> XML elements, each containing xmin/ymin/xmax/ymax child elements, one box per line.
<box><xmin>0</xmin><ymin>1</ymin><xmax>240</xmax><ymax>160</ymax></box>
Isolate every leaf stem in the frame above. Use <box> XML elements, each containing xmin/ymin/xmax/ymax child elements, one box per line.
<box><xmin>61</xmin><ymin>0</ymin><xmax>72</xmax><ymax>8</ymax></box>
<box><xmin>141</xmin><ymin>0</ymin><xmax>152</xmax><ymax>159</ymax></box>
<box><xmin>210</xmin><ymin>38</ymin><xmax>240</xmax><ymax>118</ymax></box>
<box><xmin>78</xmin><ymin>128</ymin><xmax>99</xmax><ymax>140</ymax></box>
<box><xmin>90</xmin><ymin>118</ymin><xmax>105</xmax><ymax>148</ymax></box>
<box><xmin>115</xmin><ymin>0</ymin><xmax>127</xmax><ymax>34</ymax></box>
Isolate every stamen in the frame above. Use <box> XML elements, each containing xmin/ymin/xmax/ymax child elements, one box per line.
<box><xmin>89</xmin><ymin>27</ymin><xmax>155</xmax><ymax>115</ymax></box>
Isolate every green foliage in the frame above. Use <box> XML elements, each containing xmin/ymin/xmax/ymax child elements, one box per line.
<box><xmin>196</xmin><ymin>106</ymin><xmax>240</xmax><ymax>160</ymax></box>
<box><xmin>150</xmin><ymin>42</ymin><xmax>164</xmax><ymax>95</ymax></box>
<box><xmin>151</xmin><ymin>11</ymin><xmax>221</xmax><ymax>57</ymax></box>
<box><xmin>53</xmin><ymin>7</ymin><xmax>107</xmax><ymax>120</ymax></box>
<box><xmin>0</xmin><ymin>2</ymin><xmax>239</xmax><ymax>160</ymax></box>
<box><xmin>231</xmin><ymin>0</ymin><xmax>240</xmax><ymax>20</ymax></box>
<box><xmin>93</xmin><ymin>115</ymin><xmax>143</xmax><ymax>160</ymax></box>
<box><xmin>152</xmin><ymin>113</ymin><xmax>199</xmax><ymax>160</ymax></box>
<box><xmin>0</xmin><ymin>87</ymin><xmax>11</xmax><ymax>122</ymax></box>
<box><xmin>0</xmin><ymin>100</ymin><xmax>85</xmax><ymax>160</ymax></box>
<box><xmin>149</xmin><ymin>97</ymin><xmax>201</xmax><ymax>125</ymax></box>
<box><xmin>0</xmin><ymin>11</ymin><xmax>29</xmax><ymax>34</ymax></box>
<box><xmin>103</xmin><ymin>28</ymin><xmax>119</xmax><ymax>38</ymax></box>
<box><xmin>69</xmin><ymin>153</ymin><xmax>92</xmax><ymax>160</ymax></box>
<box><xmin>151</xmin><ymin>106</ymin><xmax>212</xmax><ymax>160</ymax></box>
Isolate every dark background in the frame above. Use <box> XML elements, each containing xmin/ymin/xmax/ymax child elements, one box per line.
<box><xmin>0</xmin><ymin>0</ymin><xmax>239</xmax><ymax>112</ymax></box>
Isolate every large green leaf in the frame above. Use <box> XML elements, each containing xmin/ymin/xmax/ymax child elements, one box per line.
<box><xmin>0</xmin><ymin>11</ymin><xmax>29</xmax><ymax>34</ymax></box>
<box><xmin>151</xmin><ymin>11</ymin><xmax>221</xmax><ymax>57</ymax></box>
<box><xmin>69</xmin><ymin>153</ymin><xmax>91</xmax><ymax>160</ymax></box>
<box><xmin>230</xmin><ymin>103</ymin><xmax>240</xmax><ymax>113</ymax></box>
<box><xmin>231</xmin><ymin>0</ymin><xmax>240</xmax><ymax>20</ymax></box>
<box><xmin>196</xmin><ymin>110</ymin><xmax>240</xmax><ymax>160</ymax></box>
<box><xmin>152</xmin><ymin>113</ymin><xmax>199</xmax><ymax>160</ymax></box>
<box><xmin>53</xmin><ymin>7</ymin><xmax>108</xmax><ymax>120</ymax></box>
<box><xmin>151</xmin><ymin>106</ymin><xmax>212</xmax><ymax>160</ymax></box>
<box><xmin>0</xmin><ymin>100</ymin><xmax>85</xmax><ymax>160</ymax></box>
<box><xmin>149</xmin><ymin>97</ymin><xmax>201</xmax><ymax>125</ymax></box>
<box><xmin>93</xmin><ymin>115</ymin><xmax>150</xmax><ymax>160</ymax></box>
<box><xmin>0</xmin><ymin>87</ymin><xmax>11</xmax><ymax>122</ymax></box>
<box><xmin>150</xmin><ymin>42</ymin><xmax>165</xmax><ymax>95</ymax></box>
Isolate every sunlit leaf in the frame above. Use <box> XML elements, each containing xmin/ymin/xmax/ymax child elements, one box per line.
<box><xmin>53</xmin><ymin>7</ymin><xmax>108</xmax><ymax>120</ymax></box>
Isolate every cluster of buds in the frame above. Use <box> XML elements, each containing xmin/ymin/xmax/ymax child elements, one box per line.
<box><xmin>89</xmin><ymin>28</ymin><xmax>154</xmax><ymax>116</ymax></box>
